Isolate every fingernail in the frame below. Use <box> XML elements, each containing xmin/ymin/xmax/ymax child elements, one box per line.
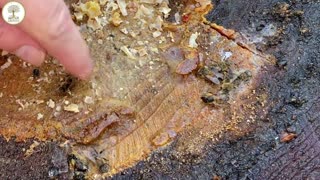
<box><xmin>15</xmin><ymin>46</ymin><xmax>46</xmax><ymax>66</ymax></box>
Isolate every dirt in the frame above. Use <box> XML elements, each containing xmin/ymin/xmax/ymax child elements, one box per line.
<box><xmin>1</xmin><ymin>0</ymin><xmax>319</xmax><ymax>179</ymax></box>
<box><xmin>0</xmin><ymin>139</ymin><xmax>69</xmax><ymax>180</ymax></box>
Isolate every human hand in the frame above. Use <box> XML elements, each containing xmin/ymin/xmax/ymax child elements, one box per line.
<box><xmin>0</xmin><ymin>0</ymin><xmax>93</xmax><ymax>79</ymax></box>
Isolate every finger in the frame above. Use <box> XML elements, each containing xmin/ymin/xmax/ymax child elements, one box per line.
<box><xmin>1</xmin><ymin>0</ymin><xmax>93</xmax><ymax>79</ymax></box>
<box><xmin>0</xmin><ymin>19</ymin><xmax>45</xmax><ymax>65</ymax></box>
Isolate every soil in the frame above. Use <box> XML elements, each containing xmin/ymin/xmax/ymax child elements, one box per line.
<box><xmin>1</xmin><ymin>0</ymin><xmax>319</xmax><ymax>179</ymax></box>
<box><xmin>0</xmin><ymin>139</ymin><xmax>69</xmax><ymax>180</ymax></box>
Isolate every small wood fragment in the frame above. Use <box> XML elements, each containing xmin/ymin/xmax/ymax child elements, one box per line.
<box><xmin>64</xmin><ymin>104</ymin><xmax>80</xmax><ymax>113</ymax></box>
<box><xmin>280</xmin><ymin>132</ymin><xmax>297</xmax><ymax>143</ymax></box>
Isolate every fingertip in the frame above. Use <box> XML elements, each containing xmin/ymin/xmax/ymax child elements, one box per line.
<box><xmin>77</xmin><ymin>58</ymin><xmax>94</xmax><ymax>80</ymax></box>
<box><xmin>62</xmin><ymin>53</ymin><xmax>94</xmax><ymax>80</ymax></box>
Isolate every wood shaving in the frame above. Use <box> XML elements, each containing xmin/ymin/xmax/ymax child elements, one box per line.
<box><xmin>150</xmin><ymin>47</ymin><xmax>159</xmax><ymax>53</ymax></box>
<box><xmin>53</xmin><ymin>112</ymin><xmax>60</xmax><ymax>117</ymax></box>
<box><xmin>129</xmin><ymin>31</ymin><xmax>137</xmax><ymax>38</ymax></box>
<box><xmin>174</xmin><ymin>12</ymin><xmax>181</xmax><ymax>24</ymax></box>
<box><xmin>47</xmin><ymin>99</ymin><xmax>55</xmax><ymax>109</ymax></box>
<box><xmin>138</xmin><ymin>48</ymin><xmax>148</xmax><ymax>57</ymax></box>
<box><xmin>48</xmin><ymin>70</ymin><xmax>55</xmax><ymax>76</ymax></box>
<box><xmin>106</xmin><ymin>0</ymin><xmax>119</xmax><ymax>12</ymax></box>
<box><xmin>87</xmin><ymin>18</ymin><xmax>103</xmax><ymax>30</ymax></box>
<box><xmin>16</xmin><ymin>99</ymin><xmax>26</xmax><ymax>109</ymax></box>
<box><xmin>280</xmin><ymin>132</ymin><xmax>297</xmax><ymax>143</ymax></box>
<box><xmin>98</xmin><ymin>39</ymin><xmax>103</xmax><ymax>44</ymax></box>
<box><xmin>99</xmin><ymin>0</ymin><xmax>108</xmax><ymax>6</ymax></box>
<box><xmin>22</xmin><ymin>62</ymin><xmax>28</xmax><ymax>68</ymax></box>
<box><xmin>189</xmin><ymin>32</ymin><xmax>200</xmax><ymax>48</ymax></box>
<box><xmin>24</xmin><ymin>141</ymin><xmax>40</xmax><ymax>157</ymax></box>
<box><xmin>140</xmin><ymin>5</ymin><xmax>153</xmax><ymax>16</ymax></box>
<box><xmin>64</xmin><ymin>104</ymin><xmax>80</xmax><ymax>113</ymax></box>
<box><xmin>120</xmin><ymin>28</ymin><xmax>129</xmax><ymax>34</ymax></box>
<box><xmin>120</xmin><ymin>46</ymin><xmax>136</xmax><ymax>59</ymax></box>
<box><xmin>116</xmin><ymin>0</ymin><xmax>128</xmax><ymax>16</ymax></box>
<box><xmin>140</xmin><ymin>0</ymin><xmax>157</xmax><ymax>4</ymax></box>
<box><xmin>0</xmin><ymin>59</ymin><xmax>12</xmax><ymax>70</ymax></box>
<box><xmin>153</xmin><ymin>31</ymin><xmax>162</xmax><ymax>38</ymax></box>
<box><xmin>110</xmin><ymin>12</ymin><xmax>123</xmax><ymax>26</ymax></box>
<box><xmin>74</xmin><ymin>12</ymin><xmax>84</xmax><ymax>21</ymax></box>
<box><xmin>79</xmin><ymin>1</ymin><xmax>102</xmax><ymax>19</ymax></box>
<box><xmin>149</xmin><ymin>16</ymin><xmax>163</xmax><ymax>31</ymax></box>
<box><xmin>36</xmin><ymin>100</ymin><xmax>45</xmax><ymax>105</ymax></box>
<box><xmin>37</xmin><ymin>113</ymin><xmax>44</xmax><ymax>120</ymax></box>
<box><xmin>159</xmin><ymin>6</ymin><xmax>171</xmax><ymax>18</ymax></box>
<box><xmin>56</xmin><ymin>106</ymin><xmax>62</xmax><ymax>112</ymax></box>
<box><xmin>137</xmin><ymin>41</ymin><xmax>144</xmax><ymax>45</ymax></box>
<box><xmin>84</xmin><ymin>96</ymin><xmax>94</xmax><ymax>104</ymax></box>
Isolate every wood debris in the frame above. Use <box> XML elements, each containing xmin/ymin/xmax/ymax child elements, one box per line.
<box><xmin>47</xmin><ymin>99</ymin><xmax>55</xmax><ymax>109</ymax></box>
<box><xmin>189</xmin><ymin>32</ymin><xmax>200</xmax><ymax>48</ymax></box>
<box><xmin>0</xmin><ymin>59</ymin><xmax>12</xmax><ymax>70</ymax></box>
<box><xmin>84</xmin><ymin>96</ymin><xmax>94</xmax><ymax>104</ymax></box>
<box><xmin>37</xmin><ymin>113</ymin><xmax>44</xmax><ymax>120</ymax></box>
<box><xmin>24</xmin><ymin>141</ymin><xmax>40</xmax><ymax>157</ymax></box>
<box><xmin>280</xmin><ymin>132</ymin><xmax>297</xmax><ymax>143</ymax></box>
<box><xmin>64</xmin><ymin>103</ymin><xmax>80</xmax><ymax>113</ymax></box>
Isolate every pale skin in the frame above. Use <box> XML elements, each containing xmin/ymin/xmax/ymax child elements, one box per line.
<box><xmin>0</xmin><ymin>0</ymin><xmax>93</xmax><ymax>79</ymax></box>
